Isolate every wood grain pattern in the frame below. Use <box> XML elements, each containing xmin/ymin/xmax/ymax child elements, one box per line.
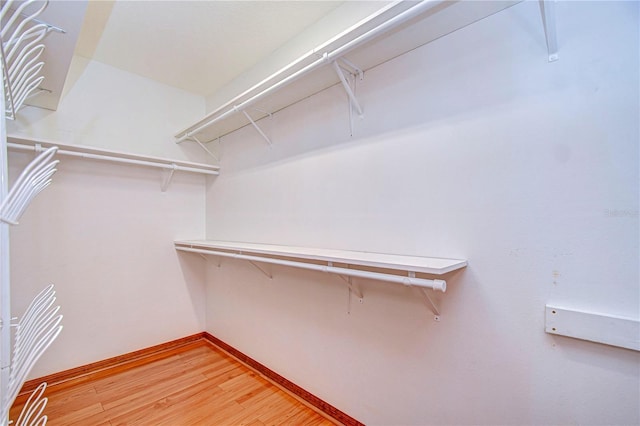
<box><xmin>17</xmin><ymin>333</ymin><xmax>206</xmax><ymax>399</ymax></box>
<box><xmin>11</xmin><ymin>340</ymin><xmax>338</xmax><ymax>425</ymax></box>
<box><xmin>202</xmin><ymin>333</ymin><xmax>364</xmax><ymax>426</ymax></box>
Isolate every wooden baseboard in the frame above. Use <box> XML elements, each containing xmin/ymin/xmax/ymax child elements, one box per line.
<box><xmin>202</xmin><ymin>332</ymin><xmax>364</xmax><ymax>426</ymax></box>
<box><xmin>18</xmin><ymin>332</ymin><xmax>207</xmax><ymax>399</ymax></box>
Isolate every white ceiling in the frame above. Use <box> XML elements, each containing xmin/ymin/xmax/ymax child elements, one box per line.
<box><xmin>74</xmin><ymin>0</ymin><xmax>344</xmax><ymax>97</ymax></box>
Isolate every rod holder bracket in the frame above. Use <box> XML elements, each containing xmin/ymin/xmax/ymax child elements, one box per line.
<box><xmin>242</xmin><ymin>110</ymin><xmax>273</xmax><ymax>146</ymax></box>
<box><xmin>338</xmin><ymin>274</ymin><xmax>363</xmax><ymax>300</ymax></box>
<box><xmin>248</xmin><ymin>260</ymin><xmax>272</xmax><ymax>279</ymax></box>
<box><xmin>161</xmin><ymin>164</ymin><xmax>177</xmax><ymax>192</ymax></box>
<box><xmin>190</xmin><ymin>135</ymin><xmax>220</xmax><ymax>162</ymax></box>
<box><xmin>332</xmin><ymin>60</ymin><xmax>364</xmax><ymax>118</ymax></box>
<box><xmin>420</xmin><ymin>288</ymin><xmax>441</xmax><ymax>320</ymax></box>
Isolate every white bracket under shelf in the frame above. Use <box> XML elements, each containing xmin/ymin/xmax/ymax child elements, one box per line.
<box><xmin>408</xmin><ymin>271</ymin><xmax>442</xmax><ymax>321</ymax></box>
<box><xmin>344</xmin><ymin>276</ymin><xmax>363</xmax><ymax>315</ymax></box>
<box><xmin>333</xmin><ymin>263</ymin><xmax>364</xmax><ymax>315</ymax></box>
<box><xmin>161</xmin><ymin>164</ymin><xmax>177</xmax><ymax>192</ymax></box>
<box><xmin>337</xmin><ymin>273</ymin><xmax>363</xmax><ymax>300</ymax></box>
<box><xmin>420</xmin><ymin>289</ymin><xmax>441</xmax><ymax>321</ymax></box>
<box><xmin>248</xmin><ymin>259</ymin><xmax>272</xmax><ymax>279</ymax></box>
<box><xmin>241</xmin><ymin>109</ymin><xmax>272</xmax><ymax>146</ymax></box>
<box><xmin>540</xmin><ymin>0</ymin><xmax>559</xmax><ymax>62</ymax></box>
<box><xmin>189</xmin><ymin>135</ymin><xmax>219</xmax><ymax>162</ymax></box>
<box><xmin>332</xmin><ymin>59</ymin><xmax>364</xmax><ymax>118</ymax></box>
<box><xmin>338</xmin><ymin>58</ymin><xmax>364</xmax><ymax>81</ymax></box>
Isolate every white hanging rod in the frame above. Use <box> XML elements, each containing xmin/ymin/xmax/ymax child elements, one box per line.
<box><xmin>175</xmin><ymin>246</ymin><xmax>447</xmax><ymax>292</ymax></box>
<box><xmin>175</xmin><ymin>0</ymin><xmax>444</xmax><ymax>143</ymax></box>
<box><xmin>7</xmin><ymin>137</ymin><xmax>219</xmax><ymax>176</ymax></box>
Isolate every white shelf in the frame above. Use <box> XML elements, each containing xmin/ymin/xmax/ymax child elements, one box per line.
<box><xmin>174</xmin><ymin>0</ymin><xmax>525</xmax><ymax>144</ymax></box>
<box><xmin>175</xmin><ymin>239</ymin><xmax>467</xmax><ymax>318</ymax></box>
<box><xmin>175</xmin><ymin>239</ymin><xmax>467</xmax><ymax>275</ymax></box>
<box><xmin>8</xmin><ymin>136</ymin><xmax>219</xmax><ymax>175</ymax></box>
<box><xmin>7</xmin><ymin>136</ymin><xmax>218</xmax><ymax>192</ymax></box>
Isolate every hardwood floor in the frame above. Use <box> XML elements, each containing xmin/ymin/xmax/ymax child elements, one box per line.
<box><xmin>10</xmin><ymin>341</ymin><xmax>336</xmax><ymax>425</ymax></box>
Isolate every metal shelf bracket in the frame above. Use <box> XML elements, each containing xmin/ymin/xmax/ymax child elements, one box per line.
<box><xmin>331</xmin><ymin>262</ymin><xmax>363</xmax><ymax>315</ymax></box>
<box><xmin>420</xmin><ymin>288</ymin><xmax>441</xmax><ymax>321</ymax></box>
<box><xmin>406</xmin><ymin>272</ymin><xmax>442</xmax><ymax>320</ymax></box>
<box><xmin>333</xmin><ymin>264</ymin><xmax>363</xmax><ymax>300</ymax></box>
<box><xmin>161</xmin><ymin>164</ymin><xmax>177</xmax><ymax>192</ymax></box>
<box><xmin>248</xmin><ymin>260</ymin><xmax>272</xmax><ymax>279</ymax></box>
<box><xmin>190</xmin><ymin>135</ymin><xmax>220</xmax><ymax>162</ymax></box>
<box><xmin>338</xmin><ymin>58</ymin><xmax>364</xmax><ymax>81</ymax></box>
<box><xmin>332</xmin><ymin>60</ymin><xmax>364</xmax><ymax>118</ymax></box>
<box><xmin>345</xmin><ymin>276</ymin><xmax>363</xmax><ymax>301</ymax></box>
<box><xmin>241</xmin><ymin>109</ymin><xmax>273</xmax><ymax>146</ymax></box>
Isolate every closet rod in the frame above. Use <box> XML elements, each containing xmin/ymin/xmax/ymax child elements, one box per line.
<box><xmin>176</xmin><ymin>246</ymin><xmax>447</xmax><ymax>292</ymax></box>
<box><xmin>175</xmin><ymin>0</ymin><xmax>444</xmax><ymax>142</ymax></box>
<box><xmin>7</xmin><ymin>141</ymin><xmax>219</xmax><ymax>175</ymax></box>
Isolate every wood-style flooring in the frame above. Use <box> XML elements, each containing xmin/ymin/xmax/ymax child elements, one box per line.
<box><xmin>10</xmin><ymin>341</ymin><xmax>336</xmax><ymax>425</ymax></box>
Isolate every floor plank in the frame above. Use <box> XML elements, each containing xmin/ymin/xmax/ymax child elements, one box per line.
<box><xmin>10</xmin><ymin>342</ymin><xmax>336</xmax><ymax>425</ymax></box>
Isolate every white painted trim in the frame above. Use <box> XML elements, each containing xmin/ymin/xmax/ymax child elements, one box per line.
<box><xmin>545</xmin><ymin>306</ymin><xmax>640</xmax><ymax>351</ymax></box>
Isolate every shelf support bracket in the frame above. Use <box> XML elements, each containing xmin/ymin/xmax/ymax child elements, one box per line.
<box><xmin>191</xmin><ymin>135</ymin><xmax>219</xmax><ymax>162</ymax></box>
<box><xmin>346</xmin><ymin>278</ymin><xmax>363</xmax><ymax>315</ymax></box>
<box><xmin>332</xmin><ymin>60</ymin><xmax>364</xmax><ymax>118</ymax></box>
<box><xmin>332</xmin><ymin>262</ymin><xmax>363</xmax><ymax>315</ymax></box>
<box><xmin>248</xmin><ymin>260</ymin><xmax>272</xmax><ymax>279</ymax></box>
<box><xmin>420</xmin><ymin>288</ymin><xmax>441</xmax><ymax>321</ymax></box>
<box><xmin>540</xmin><ymin>0</ymin><xmax>559</xmax><ymax>62</ymax></box>
<box><xmin>251</xmin><ymin>107</ymin><xmax>273</xmax><ymax>120</ymax></box>
<box><xmin>338</xmin><ymin>273</ymin><xmax>363</xmax><ymax>300</ymax></box>
<box><xmin>337</xmin><ymin>58</ymin><xmax>363</xmax><ymax>81</ymax></box>
<box><xmin>161</xmin><ymin>164</ymin><xmax>177</xmax><ymax>192</ymax></box>
<box><xmin>407</xmin><ymin>271</ymin><xmax>441</xmax><ymax>321</ymax></box>
<box><xmin>241</xmin><ymin>110</ymin><xmax>273</xmax><ymax>146</ymax></box>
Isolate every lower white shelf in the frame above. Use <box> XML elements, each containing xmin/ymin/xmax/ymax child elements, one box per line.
<box><xmin>175</xmin><ymin>240</ymin><xmax>467</xmax><ymax>318</ymax></box>
<box><xmin>175</xmin><ymin>240</ymin><xmax>466</xmax><ymax>275</ymax></box>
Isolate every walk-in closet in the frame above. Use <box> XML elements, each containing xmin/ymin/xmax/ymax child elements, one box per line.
<box><xmin>1</xmin><ymin>0</ymin><xmax>638</xmax><ymax>424</ymax></box>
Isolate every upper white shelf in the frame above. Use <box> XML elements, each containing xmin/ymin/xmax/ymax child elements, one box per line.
<box><xmin>174</xmin><ymin>0</ymin><xmax>525</xmax><ymax>144</ymax></box>
<box><xmin>8</xmin><ymin>136</ymin><xmax>219</xmax><ymax>175</ymax></box>
<box><xmin>174</xmin><ymin>239</ymin><xmax>467</xmax><ymax>276</ymax></box>
<box><xmin>8</xmin><ymin>136</ymin><xmax>218</xmax><ymax>191</ymax></box>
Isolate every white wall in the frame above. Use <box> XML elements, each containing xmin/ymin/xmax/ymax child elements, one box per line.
<box><xmin>203</xmin><ymin>1</ymin><xmax>639</xmax><ymax>424</ymax></box>
<box><xmin>6</xmin><ymin>57</ymin><xmax>209</xmax><ymax>378</ymax></box>
<box><xmin>8</xmin><ymin>56</ymin><xmax>210</xmax><ymax>163</ymax></box>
